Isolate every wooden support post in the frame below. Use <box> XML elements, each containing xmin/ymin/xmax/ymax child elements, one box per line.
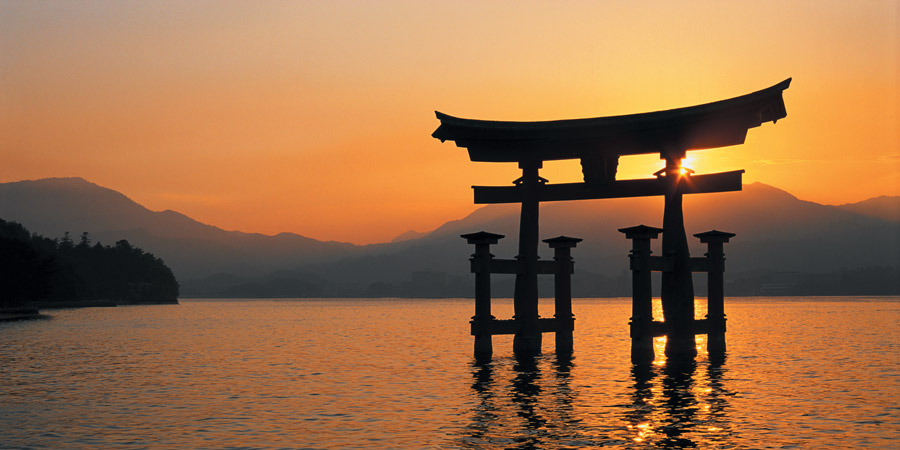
<box><xmin>694</xmin><ymin>230</ymin><xmax>735</xmax><ymax>356</ymax></box>
<box><xmin>513</xmin><ymin>161</ymin><xmax>544</xmax><ymax>355</ymax></box>
<box><xmin>619</xmin><ymin>225</ymin><xmax>663</xmax><ymax>365</ymax></box>
<box><xmin>660</xmin><ymin>153</ymin><xmax>697</xmax><ymax>361</ymax></box>
<box><xmin>462</xmin><ymin>231</ymin><xmax>505</xmax><ymax>358</ymax></box>
<box><xmin>543</xmin><ymin>236</ymin><xmax>582</xmax><ymax>355</ymax></box>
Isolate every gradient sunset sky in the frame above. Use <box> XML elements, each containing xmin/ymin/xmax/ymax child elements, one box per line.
<box><xmin>3</xmin><ymin>1</ymin><xmax>898</xmax><ymax>244</ymax></box>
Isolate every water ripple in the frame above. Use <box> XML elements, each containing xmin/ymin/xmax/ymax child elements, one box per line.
<box><xmin>1</xmin><ymin>298</ymin><xmax>898</xmax><ymax>449</ymax></box>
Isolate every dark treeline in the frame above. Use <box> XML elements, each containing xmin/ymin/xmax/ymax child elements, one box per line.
<box><xmin>0</xmin><ymin>219</ymin><xmax>179</xmax><ymax>309</ymax></box>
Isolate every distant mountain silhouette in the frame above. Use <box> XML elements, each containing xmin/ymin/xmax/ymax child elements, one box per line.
<box><xmin>391</xmin><ymin>229</ymin><xmax>430</xmax><ymax>243</ymax></box>
<box><xmin>836</xmin><ymin>195</ymin><xmax>900</xmax><ymax>222</ymax></box>
<box><xmin>1</xmin><ymin>177</ymin><xmax>897</xmax><ymax>296</ymax></box>
<box><xmin>0</xmin><ymin>178</ymin><xmax>373</xmax><ymax>279</ymax></box>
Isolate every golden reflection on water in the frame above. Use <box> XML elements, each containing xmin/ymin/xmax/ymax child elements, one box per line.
<box><xmin>623</xmin><ymin>359</ymin><xmax>734</xmax><ymax>448</ymax></box>
<box><xmin>461</xmin><ymin>350</ymin><xmax>736</xmax><ymax>449</ymax></box>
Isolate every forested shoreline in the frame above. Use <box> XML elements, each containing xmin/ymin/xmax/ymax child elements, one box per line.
<box><xmin>0</xmin><ymin>219</ymin><xmax>179</xmax><ymax>310</ymax></box>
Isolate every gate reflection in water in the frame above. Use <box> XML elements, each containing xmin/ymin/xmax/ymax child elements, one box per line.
<box><xmin>459</xmin><ymin>349</ymin><xmax>735</xmax><ymax>449</ymax></box>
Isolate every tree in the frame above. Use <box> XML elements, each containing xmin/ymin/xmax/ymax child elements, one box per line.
<box><xmin>78</xmin><ymin>232</ymin><xmax>91</xmax><ymax>248</ymax></box>
<box><xmin>0</xmin><ymin>220</ymin><xmax>179</xmax><ymax>305</ymax></box>
<box><xmin>0</xmin><ymin>220</ymin><xmax>56</xmax><ymax>308</ymax></box>
<box><xmin>59</xmin><ymin>231</ymin><xmax>73</xmax><ymax>250</ymax></box>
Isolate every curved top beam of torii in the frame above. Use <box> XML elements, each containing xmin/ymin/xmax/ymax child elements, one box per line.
<box><xmin>433</xmin><ymin>78</ymin><xmax>791</xmax><ymax>164</ymax></box>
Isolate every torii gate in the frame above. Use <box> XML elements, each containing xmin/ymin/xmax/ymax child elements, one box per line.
<box><xmin>433</xmin><ymin>78</ymin><xmax>791</xmax><ymax>361</ymax></box>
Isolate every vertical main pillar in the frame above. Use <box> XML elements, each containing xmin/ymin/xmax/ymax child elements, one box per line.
<box><xmin>513</xmin><ymin>161</ymin><xmax>544</xmax><ymax>355</ymax></box>
<box><xmin>543</xmin><ymin>236</ymin><xmax>582</xmax><ymax>355</ymax></box>
<box><xmin>619</xmin><ymin>225</ymin><xmax>663</xmax><ymax>365</ymax></box>
<box><xmin>694</xmin><ymin>230</ymin><xmax>735</xmax><ymax>355</ymax></box>
<box><xmin>660</xmin><ymin>153</ymin><xmax>697</xmax><ymax>361</ymax></box>
<box><xmin>462</xmin><ymin>232</ymin><xmax>505</xmax><ymax>358</ymax></box>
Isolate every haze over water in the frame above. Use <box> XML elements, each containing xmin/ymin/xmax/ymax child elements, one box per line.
<box><xmin>2</xmin><ymin>297</ymin><xmax>898</xmax><ymax>449</ymax></box>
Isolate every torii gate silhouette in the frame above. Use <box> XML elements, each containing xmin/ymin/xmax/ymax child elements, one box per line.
<box><xmin>434</xmin><ymin>78</ymin><xmax>791</xmax><ymax>363</ymax></box>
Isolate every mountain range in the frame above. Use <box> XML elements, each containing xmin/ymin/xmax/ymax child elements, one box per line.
<box><xmin>1</xmin><ymin>177</ymin><xmax>898</xmax><ymax>297</ymax></box>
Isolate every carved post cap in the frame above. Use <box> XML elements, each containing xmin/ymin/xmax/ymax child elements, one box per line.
<box><xmin>542</xmin><ymin>236</ymin><xmax>583</xmax><ymax>249</ymax></box>
<box><xmin>618</xmin><ymin>225</ymin><xmax>664</xmax><ymax>240</ymax></box>
<box><xmin>461</xmin><ymin>231</ymin><xmax>505</xmax><ymax>245</ymax></box>
<box><xmin>694</xmin><ymin>230</ymin><xmax>736</xmax><ymax>244</ymax></box>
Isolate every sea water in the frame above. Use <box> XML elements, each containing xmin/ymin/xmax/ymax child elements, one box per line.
<box><xmin>1</xmin><ymin>297</ymin><xmax>898</xmax><ymax>449</ymax></box>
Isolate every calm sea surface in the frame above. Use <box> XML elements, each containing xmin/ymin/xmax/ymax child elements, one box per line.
<box><xmin>1</xmin><ymin>297</ymin><xmax>899</xmax><ymax>449</ymax></box>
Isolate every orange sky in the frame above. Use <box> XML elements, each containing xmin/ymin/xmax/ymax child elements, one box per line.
<box><xmin>2</xmin><ymin>1</ymin><xmax>898</xmax><ymax>244</ymax></box>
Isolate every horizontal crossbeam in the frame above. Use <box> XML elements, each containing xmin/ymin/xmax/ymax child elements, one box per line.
<box><xmin>470</xmin><ymin>258</ymin><xmax>574</xmax><ymax>275</ymax></box>
<box><xmin>473</xmin><ymin>170</ymin><xmax>744</xmax><ymax>204</ymax></box>
<box><xmin>471</xmin><ymin>317</ymin><xmax>574</xmax><ymax>336</ymax></box>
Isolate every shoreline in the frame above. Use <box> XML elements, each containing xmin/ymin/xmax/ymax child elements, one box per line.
<box><xmin>25</xmin><ymin>299</ymin><xmax>179</xmax><ymax>309</ymax></box>
<box><xmin>0</xmin><ymin>307</ymin><xmax>47</xmax><ymax>322</ymax></box>
<box><xmin>0</xmin><ymin>300</ymin><xmax>182</xmax><ymax>322</ymax></box>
